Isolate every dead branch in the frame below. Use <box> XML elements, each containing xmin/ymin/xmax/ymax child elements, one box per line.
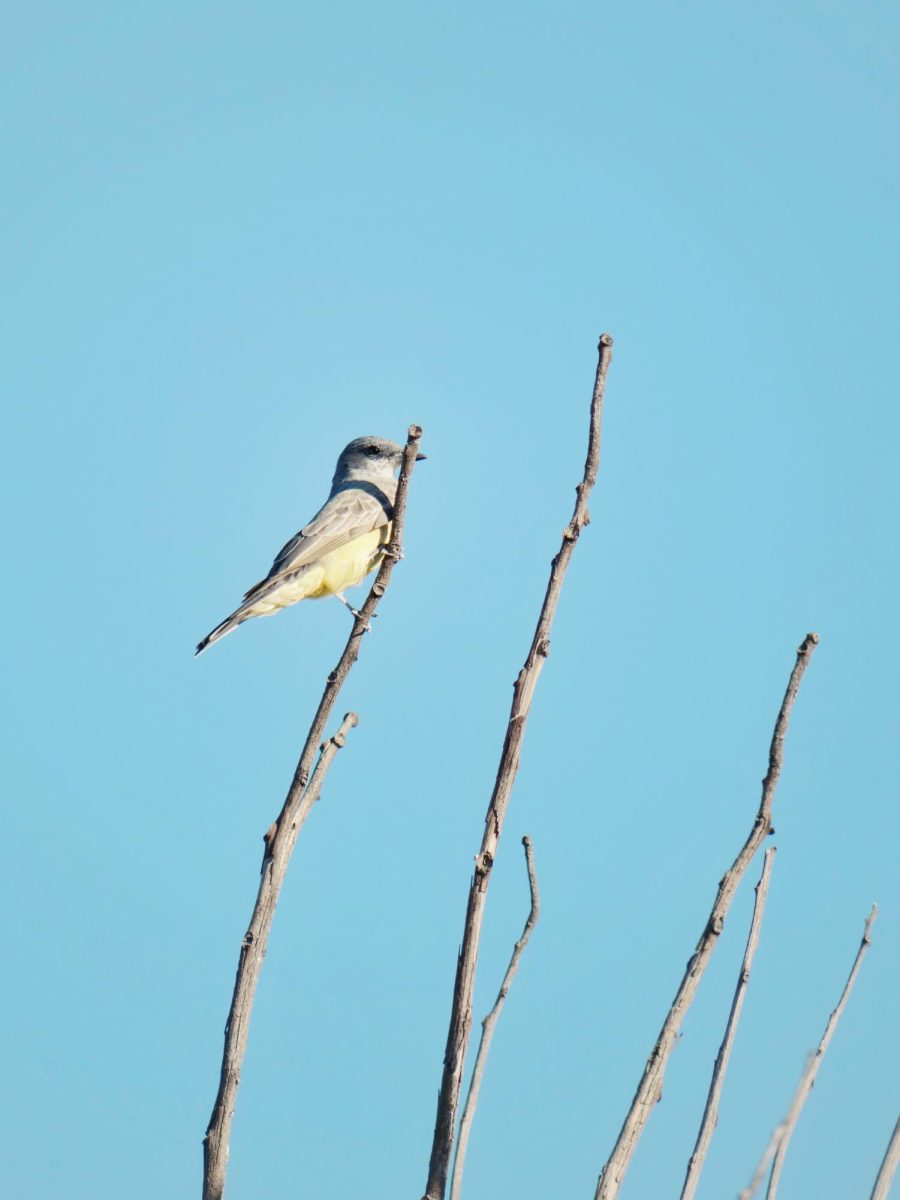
<box><xmin>449</xmin><ymin>836</ymin><xmax>541</xmax><ymax>1200</ymax></box>
<box><xmin>737</xmin><ymin>1057</ymin><xmax>812</xmax><ymax>1200</ymax></box>
<box><xmin>680</xmin><ymin>846</ymin><xmax>776</xmax><ymax>1200</ymax></box>
<box><xmin>738</xmin><ymin>1124</ymin><xmax>784</xmax><ymax>1200</ymax></box>
<box><xmin>870</xmin><ymin>1115</ymin><xmax>900</xmax><ymax>1200</ymax></box>
<box><xmin>765</xmin><ymin>904</ymin><xmax>878</xmax><ymax>1199</ymax></box>
<box><xmin>202</xmin><ymin>426</ymin><xmax>424</xmax><ymax>1200</ymax></box>
<box><xmin>421</xmin><ymin>335</ymin><xmax>614</xmax><ymax>1200</ymax></box>
<box><xmin>594</xmin><ymin>632</ymin><xmax>820</xmax><ymax>1200</ymax></box>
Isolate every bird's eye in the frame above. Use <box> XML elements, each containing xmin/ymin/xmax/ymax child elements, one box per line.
<box><xmin>365</xmin><ymin>444</ymin><xmax>379</xmax><ymax>456</ymax></box>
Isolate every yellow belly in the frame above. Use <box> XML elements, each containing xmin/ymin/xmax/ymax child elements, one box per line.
<box><xmin>250</xmin><ymin>525</ymin><xmax>391</xmax><ymax>614</ymax></box>
<box><xmin>308</xmin><ymin>525</ymin><xmax>391</xmax><ymax>598</ymax></box>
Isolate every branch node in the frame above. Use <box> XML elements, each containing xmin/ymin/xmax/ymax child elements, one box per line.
<box><xmin>475</xmin><ymin>850</ymin><xmax>494</xmax><ymax>875</ymax></box>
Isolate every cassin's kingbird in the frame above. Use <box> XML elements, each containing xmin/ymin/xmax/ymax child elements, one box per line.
<box><xmin>196</xmin><ymin>436</ymin><xmax>425</xmax><ymax>655</ymax></box>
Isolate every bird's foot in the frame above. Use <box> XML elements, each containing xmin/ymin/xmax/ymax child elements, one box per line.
<box><xmin>350</xmin><ymin>607</ymin><xmax>376</xmax><ymax>633</ymax></box>
<box><xmin>336</xmin><ymin>592</ymin><xmax>376</xmax><ymax>632</ymax></box>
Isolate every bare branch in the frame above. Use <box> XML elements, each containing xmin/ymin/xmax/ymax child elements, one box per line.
<box><xmin>765</xmin><ymin>904</ymin><xmax>879</xmax><ymax>1199</ymax></box>
<box><xmin>449</xmin><ymin>836</ymin><xmax>542</xmax><ymax>1200</ymax></box>
<box><xmin>738</xmin><ymin>1110</ymin><xmax>793</xmax><ymax>1200</ymax></box>
<box><xmin>595</xmin><ymin>632</ymin><xmax>820</xmax><ymax>1200</ymax></box>
<box><xmin>202</xmin><ymin>426</ymin><xmax>424</xmax><ymax>1200</ymax></box>
<box><xmin>422</xmin><ymin>335</ymin><xmax>614</xmax><ymax>1200</ymax></box>
<box><xmin>870</xmin><ymin>1115</ymin><xmax>900</xmax><ymax>1200</ymax></box>
<box><xmin>680</xmin><ymin>846</ymin><xmax>776</xmax><ymax>1200</ymax></box>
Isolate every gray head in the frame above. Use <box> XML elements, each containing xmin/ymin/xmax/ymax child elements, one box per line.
<box><xmin>332</xmin><ymin>435</ymin><xmax>425</xmax><ymax>486</ymax></box>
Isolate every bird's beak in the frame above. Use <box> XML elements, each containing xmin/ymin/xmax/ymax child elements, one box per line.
<box><xmin>416</xmin><ymin>452</ymin><xmax>427</xmax><ymax>461</ymax></box>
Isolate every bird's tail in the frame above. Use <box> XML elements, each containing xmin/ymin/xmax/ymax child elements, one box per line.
<box><xmin>195</xmin><ymin>611</ymin><xmax>247</xmax><ymax>656</ymax></box>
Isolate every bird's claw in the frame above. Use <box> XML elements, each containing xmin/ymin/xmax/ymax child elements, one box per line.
<box><xmin>336</xmin><ymin>592</ymin><xmax>377</xmax><ymax>631</ymax></box>
<box><xmin>350</xmin><ymin>607</ymin><xmax>377</xmax><ymax>632</ymax></box>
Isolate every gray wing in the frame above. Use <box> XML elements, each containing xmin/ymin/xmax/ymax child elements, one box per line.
<box><xmin>242</xmin><ymin>483</ymin><xmax>393</xmax><ymax>601</ymax></box>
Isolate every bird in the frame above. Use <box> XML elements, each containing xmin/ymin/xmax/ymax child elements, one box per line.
<box><xmin>195</xmin><ymin>435</ymin><xmax>425</xmax><ymax>655</ymax></box>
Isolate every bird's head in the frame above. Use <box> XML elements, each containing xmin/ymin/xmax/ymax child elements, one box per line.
<box><xmin>333</xmin><ymin>436</ymin><xmax>426</xmax><ymax>484</ymax></box>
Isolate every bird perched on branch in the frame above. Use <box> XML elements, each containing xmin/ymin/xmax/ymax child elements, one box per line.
<box><xmin>196</xmin><ymin>436</ymin><xmax>425</xmax><ymax>655</ymax></box>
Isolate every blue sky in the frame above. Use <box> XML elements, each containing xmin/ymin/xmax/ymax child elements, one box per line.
<box><xmin>2</xmin><ymin>3</ymin><xmax>898</xmax><ymax>1198</ymax></box>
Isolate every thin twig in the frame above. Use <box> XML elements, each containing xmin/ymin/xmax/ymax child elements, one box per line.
<box><xmin>738</xmin><ymin>1117</ymin><xmax>788</xmax><ymax>1200</ymax></box>
<box><xmin>870</xmin><ymin>1115</ymin><xmax>900</xmax><ymax>1200</ymax></box>
<box><xmin>595</xmin><ymin>632</ymin><xmax>820</xmax><ymax>1200</ymax></box>
<box><xmin>765</xmin><ymin>904</ymin><xmax>879</xmax><ymax>1199</ymax></box>
<box><xmin>736</xmin><ymin>1057</ymin><xmax>812</xmax><ymax>1200</ymax></box>
<box><xmin>680</xmin><ymin>847</ymin><xmax>776</xmax><ymax>1200</ymax></box>
<box><xmin>202</xmin><ymin>426</ymin><xmax>424</xmax><ymax>1200</ymax></box>
<box><xmin>449</xmin><ymin>836</ymin><xmax>542</xmax><ymax>1200</ymax></box>
<box><xmin>422</xmin><ymin>335</ymin><xmax>614</xmax><ymax>1200</ymax></box>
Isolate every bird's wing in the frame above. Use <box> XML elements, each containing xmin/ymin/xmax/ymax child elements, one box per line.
<box><xmin>242</xmin><ymin>484</ymin><xmax>393</xmax><ymax>601</ymax></box>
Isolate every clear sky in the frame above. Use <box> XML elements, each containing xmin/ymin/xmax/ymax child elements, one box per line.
<box><xmin>2</xmin><ymin>3</ymin><xmax>898</xmax><ymax>1198</ymax></box>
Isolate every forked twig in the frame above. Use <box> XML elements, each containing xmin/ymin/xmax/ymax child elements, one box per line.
<box><xmin>680</xmin><ymin>846</ymin><xmax>776</xmax><ymax>1200</ymax></box>
<box><xmin>449</xmin><ymin>836</ymin><xmax>541</xmax><ymax>1200</ymax></box>
<box><xmin>422</xmin><ymin>335</ymin><xmax>614</xmax><ymax>1200</ymax></box>
<box><xmin>202</xmin><ymin>426</ymin><xmax>424</xmax><ymax>1200</ymax></box>
<box><xmin>595</xmin><ymin>633</ymin><xmax>820</xmax><ymax>1200</ymax></box>
<box><xmin>737</xmin><ymin>1065</ymin><xmax>809</xmax><ymax>1200</ymax></box>
<box><xmin>764</xmin><ymin>904</ymin><xmax>878</xmax><ymax>1199</ymax></box>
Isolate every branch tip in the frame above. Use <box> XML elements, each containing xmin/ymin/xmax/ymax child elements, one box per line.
<box><xmin>863</xmin><ymin>904</ymin><xmax>878</xmax><ymax>942</ymax></box>
<box><xmin>425</xmin><ymin>340</ymin><xmax>611</xmax><ymax>1200</ymax></box>
<box><xmin>680</xmin><ymin>847</ymin><xmax>776</xmax><ymax>1200</ymax></box>
<box><xmin>595</xmin><ymin>634</ymin><xmax>819</xmax><ymax>1200</ymax></box>
<box><xmin>449</xmin><ymin>834</ymin><xmax>541</xmax><ymax>1200</ymax></box>
<box><xmin>760</xmin><ymin>902</ymin><xmax>878</xmax><ymax>1199</ymax></box>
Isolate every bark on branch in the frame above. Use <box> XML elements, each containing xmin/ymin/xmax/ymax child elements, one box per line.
<box><xmin>202</xmin><ymin>425</ymin><xmax>424</xmax><ymax>1200</ymax></box>
<box><xmin>594</xmin><ymin>632</ymin><xmax>820</xmax><ymax>1200</ymax></box>
<box><xmin>680</xmin><ymin>846</ymin><xmax>776</xmax><ymax>1200</ymax></box>
<box><xmin>870</xmin><ymin>1115</ymin><xmax>900</xmax><ymax>1200</ymax></box>
<box><xmin>421</xmin><ymin>335</ymin><xmax>614</xmax><ymax>1200</ymax></box>
<box><xmin>764</xmin><ymin>904</ymin><xmax>878</xmax><ymax>1199</ymax></box>
<box><xmin>449</xmin><ymin>835</ymin><xmax>541</xmax><ymax>1200</ymax></box>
